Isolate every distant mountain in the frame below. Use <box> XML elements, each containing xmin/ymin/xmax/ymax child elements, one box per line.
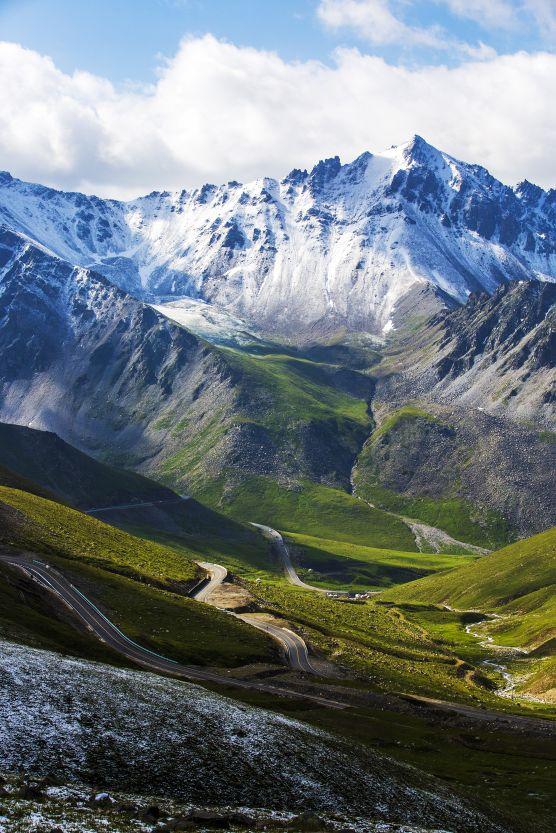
<box><xmin>1</xmin><ymin>136</ymin><xmax>555</xmax><ymax>338</ymax></box>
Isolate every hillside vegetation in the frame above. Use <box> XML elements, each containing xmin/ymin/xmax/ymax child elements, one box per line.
<box><xmin>0</xmin><ymin>487</ymin><xmax>276</xmax><ymax>667</ymax></box>
<box><xmin>157</xmin><ymin>344</ymin><xmax>374</xmax><ymax>495</ymax></box>
<box><xmin>0</xmin><ymin>486</ymin><xmax>199</xmax><ymax>588</ymax></box>
<box><xmin>199</xmin><ymin>475</ymin><xmax>418</xmax><ymax>552</ymax></box>
<box><xmin>284</xmin><ymin>531</ymin><xmax>475</xmax><ymax>591</ymax></box>
<box><xmin>384</xmin><ymin>528</ymin><xmax>555</xmax><ymax>622</ymax></box>
<box><xmin>0</xmin><ymin>424</ymin><xmax>277</xmax><ymax>580</ymax></box>
<box><xmin>382</xmin><ymin>529</ymin><xmax>556</xmax><ymax>680</ymax></box>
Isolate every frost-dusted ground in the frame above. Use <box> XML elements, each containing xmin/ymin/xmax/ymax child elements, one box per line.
<box><xmin>0</xmin><ymin>639</ymin><xmax>502</xmax><ymax>832</ymax></box>
<box><xmin>0</xmin><ymin>777</ymin><xmax>470</xmax><ymax>833</ymax></box>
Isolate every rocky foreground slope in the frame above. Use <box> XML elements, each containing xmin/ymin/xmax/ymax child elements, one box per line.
<box><xmin>1</xmin><ymin>136</ymin><xmax>555</xmax><ymax>338</ymax></box>
<box><xmin>0</xmin><ymin>639</ymin><xmax>504</xmax><ymax>832</ymax></box>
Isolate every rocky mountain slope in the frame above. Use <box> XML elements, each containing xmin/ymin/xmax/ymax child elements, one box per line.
<box><xmin>0</xmin><ymin>227</ymin><xmax>225</xmax><ymax>473</ymax></box>
<box><xmin>0</xmin><ymin>638</ymin><xmax>505</xmax><ymax>832</ymax></box>
<box><xmin>380</xmin><ymin>280</ymin><xmax>555</xmax><ymax>426</ymax></box>
<box><xmin>353</xmin><ymin>404</ymin><xmax>556</xmax><ymax>540</ymax></box>
<box><xmin>350</xmin><ymin>281</ymin><xmax>556</xmax><ymax>539</ymax></box>
<box><xmin>0</xmin><ymin>150</ymin><xmax>554</xmax><ymax>546</ymax></box>
<box><xmin>1</xmin><ymin>136</ymin><xmax>555</xmax><ymax>338</ymax></box>
<box><xmin>0</xmin><ymin>228</ymin><xmax>373</xmax><ymax>496</ymax></box>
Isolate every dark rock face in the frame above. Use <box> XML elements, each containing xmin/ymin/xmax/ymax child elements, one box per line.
<box><xmin>307</xmin><ymin>156</ymin><xmax>342</xmax><ymax>195</ymax></box>
<box><xmin>368</xmin><ymin>281</ymin><xmax>556</xmax><ymax>536</ymax></box>
<box><xmin>356</xmin><ymin>406</ymin><xmax>556</xmax><ymax>537</ymax></box>
<box><xmin>388</xmin><ymin>138</ymin><xmax>556</xmax><ymax>259</ymax></box>
<box><xmin>434</xmin><ymin>280</ymin><xmax>556</xmax><ymax>380</ymax></box>
<box><xmin>384</xmin><ymin>280</ymin><xmax>555</xmax><ymax>428</ymax></box>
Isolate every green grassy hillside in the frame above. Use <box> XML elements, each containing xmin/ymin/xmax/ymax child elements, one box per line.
<box><xmin>0</xmin><ymin>485</ymin><xmax>200</xmax><ymax>588</ymax></box>
<box><xmin>383</xmin><ymin>528</ymin><xmax>556</xmax><ymax>621</ymax></box>
<box><xmin>381</xmin><ymin>529</ymin><xmax>556</xmax><ymax>701</ymax></box>
<box><xmin>0</xmin><ymin>422</ymin><xmax>278</xmax><ymax>581</ymax></box>
<box><xmin>199</xmin><ymin>475</ymin><xmax>418</xmax><ymax>552</ymax></box>
<box><xmin>284</xmin><ymin>532</ymin><xmax>476</xmax><ymax>591</ymax></box>
<box><xmin>156</xmin><ymin>345</ymin><xmax>374</xmax><ymax>494</ymax></box>
<box><xmin>0</xmin><ymin>487</ymin><xmax>277</xmax><ymax>667</ymax></box>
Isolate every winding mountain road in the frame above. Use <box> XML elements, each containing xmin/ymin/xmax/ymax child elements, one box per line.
<box><xmin>3</xmin><ymin>553</ymin><xmax>551</xmax><ymax>731</ymax></box>
<box><xmin>237</xmin><ymin>617</ymin><xmax>319</xmax><ymax>674</ymax></box>
<box><xmin>86</xmin><ymin>496</ymin><xmax>190</xmax><ymax>515</ymax></box>
<box><xmin>191</xmin><ymin>561</ymin><xmax>320</xmax><ymax>674</ymax></box>
<box><xmin>251</xmin><ymin>523</ymin><xmax>348</xmax><ymax>595</ymax></box>
<box><xmin>0</xmin><ymin>554</ymin><xmax>345</xmax><ymax>708</ymax></box>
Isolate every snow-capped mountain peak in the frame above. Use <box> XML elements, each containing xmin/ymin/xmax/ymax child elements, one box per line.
<box><xmin>0</xmin><ymin>138</ymin><xmax>555</xmax><ymax>338</ymax></box>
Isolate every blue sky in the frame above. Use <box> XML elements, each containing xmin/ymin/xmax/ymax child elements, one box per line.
<box><xmin>0</xmin><ymin>1</ymin><xmax>554</xmax><ymax>196</ymax></box>
<box><xmin>0</xmin><ymin>0</ymin><xmax>551</xmax><ymax>82</ymax></box>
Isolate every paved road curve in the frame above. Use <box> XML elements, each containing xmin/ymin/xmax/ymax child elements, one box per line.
<box><xmin>0</xmin><ymin>554</ymin><xmax>346</xmax><ymax>709</ymax></box>
<box><xmin>238</xmin><ymin>616</ymin><xmax>319</xmax><ymax>674</ymax></box>
<box><xmin>4</xmin><ymin>554</ymin><xmax>551</xmax><ymax>731</ymax></box>
<box><xmin>191</xmin><ymin>562</ymin><xmax>320</xmax><ymax>674</ymax></box>
<box><xmin>251</xmin><ymin>523</ymin><xmax>348</xmax><ymax>595</ymax></box>
<box><xmin>193</xmin><ymin>562</ymin><xmax>228</xmax><ymax>601</ymax></box>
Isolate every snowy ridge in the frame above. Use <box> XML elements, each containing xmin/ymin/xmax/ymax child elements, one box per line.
<box><xmin>1</xmin><ymin>137</ymin><xmax>555</xmax><ymax>337</ymax></box>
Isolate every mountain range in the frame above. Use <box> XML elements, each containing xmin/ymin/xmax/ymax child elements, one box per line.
<box><xmin>0</xmin><ymin>138</ymin><xmax>554</xmax><ymax>538</ymax></box>
<box><xmin>1</xmin><ymin>135</ymin><xmax>555</xmax><ymax>339</ymax></box>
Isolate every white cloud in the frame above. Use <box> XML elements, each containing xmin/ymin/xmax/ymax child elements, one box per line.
<box><xmin>438</xmin><ymin>0</ymin><xmax>556</xmax><ymax>38</ymax></box>
<box><xmin>436</xmin><ymin>0</ymin><xmax>518</xmax><ymax>29</ymax></box>
<box><xmin>317</xmin><ymin>0</ymin><xmax>444</xmax><ymax>47</ymax></box>
<box><xmin>0</xmin><ymin>36</ymin><xmax>555</xmax><ymax>198</ymax></box>
<box><xmin>524</xmin><ymin>0</ymin><xmax>556</xmax><ymax>39</ymax></box>
<box><xmin>319</xmin><ymin>1</ymin><xmax>556</xmax><ymax>42</ymax></box>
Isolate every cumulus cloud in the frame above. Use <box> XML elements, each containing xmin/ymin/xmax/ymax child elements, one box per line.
<box><xmin>0</xmin><ymin>36</ymin><xmax>555</xmax><ymax>198</ymax></box>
